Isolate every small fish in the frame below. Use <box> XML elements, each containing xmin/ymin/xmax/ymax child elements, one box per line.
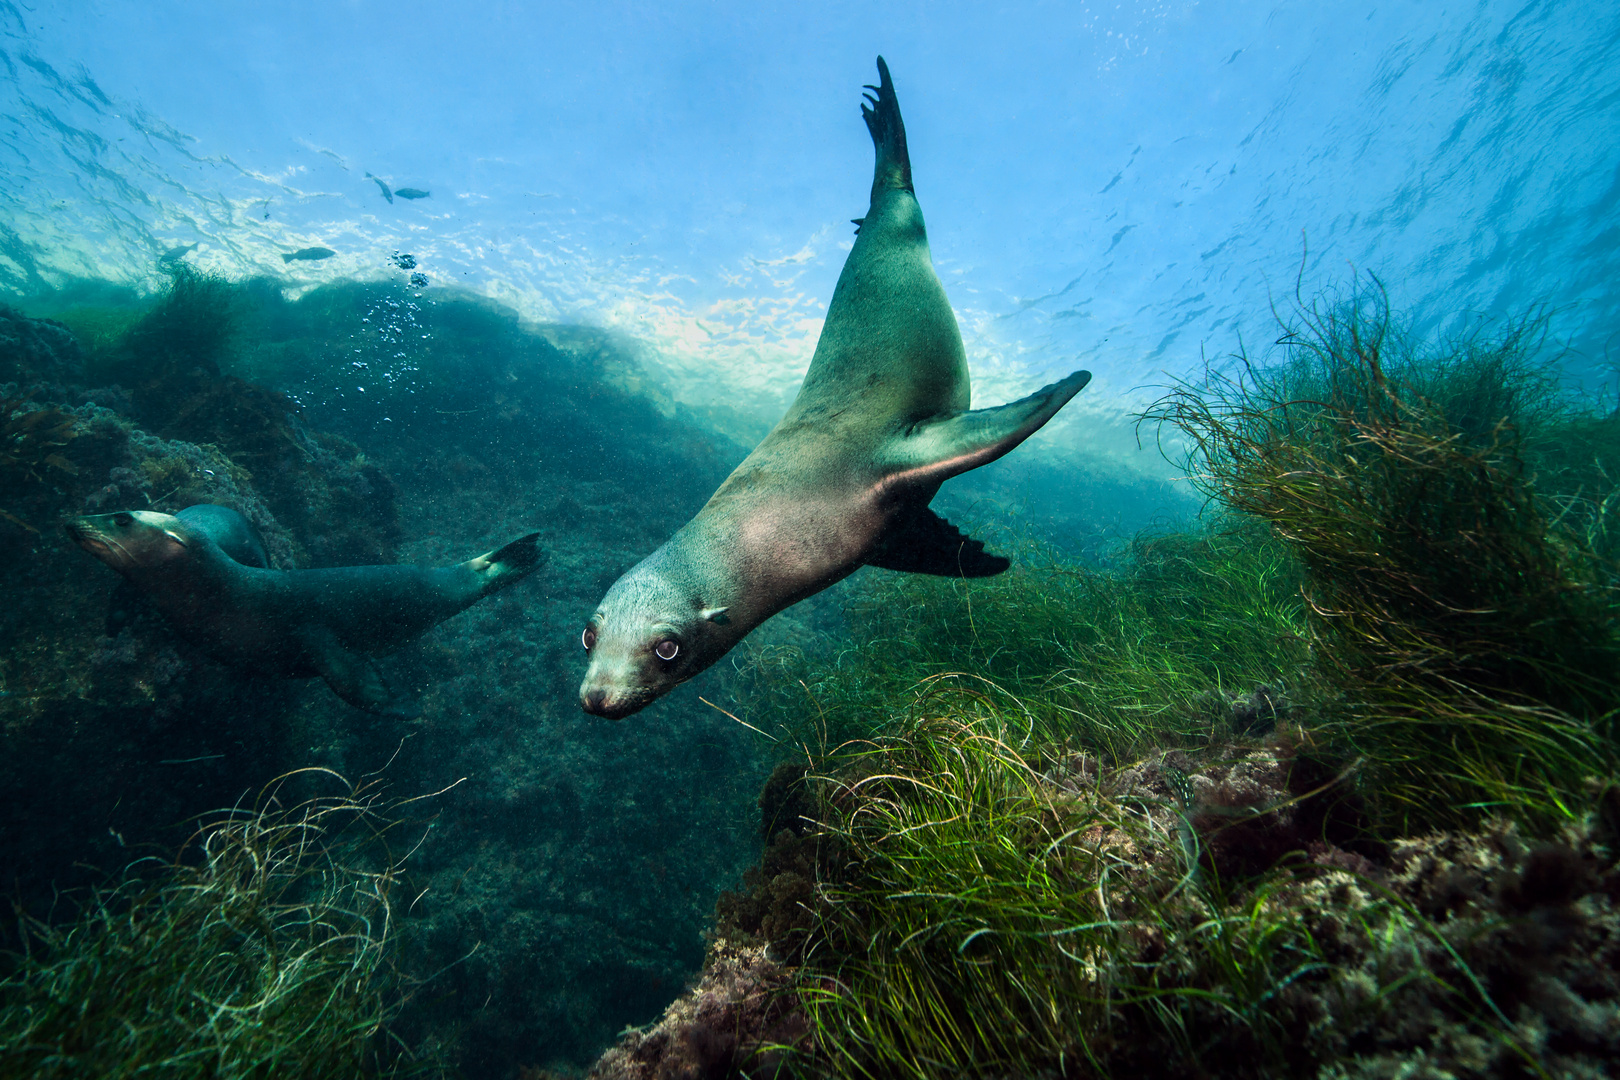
<box><xmin>158</xmin><ymin>242</ymin><xmax>197</xmax><ymax>265</ymax></box>
<box><xmin>367</xmin><ymin>172</ymin><xmax>394</xmax><ymax>204</ymax></box>
<box><xmin>394</xmin><ymin>188</ymin><xmax>430</xmax><ymax>200</ymax></box>
<box><xmin>282</xmin><ymin>247</ymin><xmax>335</xmax><ymax>263</ymax></box>
<box><xmin>1161</xmin><ymin>764</ymin><xmax>1196</xmax><ymax>814</ymax></box>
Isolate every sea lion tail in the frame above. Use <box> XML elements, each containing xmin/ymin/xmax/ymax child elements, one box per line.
<box><xmin>468</xmin><ymin>531</ymin><xmax>545</xmax><ymax>594</ymax></box>
<box><xmin>862</xmin><ymin>56</ymin><xmax>913</xmax><ymax>199</ymax></box>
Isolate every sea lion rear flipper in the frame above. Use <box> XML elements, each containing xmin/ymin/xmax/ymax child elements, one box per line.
<box><xmin>881</xmin><ymin>369</ymin><xmax>1093</xmax><ymax>489</ymax></box>
<box><xmin>866</xmin><ymin>504</ymin><xmax>1009</xmax><ymax>578</ymax></box>
<box><xmin>466</xmin><ymin>532</ymin><xmax>545</xmax><ymax>595</ymax></box>
<box><xmin>297</xmin><ymin>623</ymin><xmax>419</xmax><ymax>719</ymax></box>
<box><xmin>862</xmin><ymin>56</ymin><xmax>912</xmax><ymax>200</ymax></box>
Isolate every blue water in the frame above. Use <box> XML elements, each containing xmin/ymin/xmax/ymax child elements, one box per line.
<box><xmin>7</xmin><ymin>1</ymin><xmax>1617</xmax><ymax>456</ymax></box>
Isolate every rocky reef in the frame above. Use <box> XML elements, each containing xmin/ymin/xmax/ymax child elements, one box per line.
<box><xmin>0</xmin><ymin>277</ymin><xmax>779</xmax><ymax>1076</ymax></box>
<box><xmin>606</xmin><ymin>728</ymin><xmax>1619</xmax><ymax>1079</ymax></box>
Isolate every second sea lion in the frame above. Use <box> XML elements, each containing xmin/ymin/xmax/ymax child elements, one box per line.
<box><xmin>69</xmin><ymin>505</ymin><xmax>542</xmax><ymax>716</ymax></box>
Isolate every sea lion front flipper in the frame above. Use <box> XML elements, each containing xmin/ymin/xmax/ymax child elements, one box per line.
<box><xmin>866</xmin><ymin>503</ymin><xmax>1010</xmax><ymax>578</ymax></box>
<box><xmin>881</xmin><ymin>369</ymin><xmax>1093</xmax><ymax>490</ymax></box>
<box><xmin>296</xmin><ymin>623</ymin><xmax>419</xmax><ymax>718</ymax></box>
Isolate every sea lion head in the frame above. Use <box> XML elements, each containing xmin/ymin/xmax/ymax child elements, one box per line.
<box><xmin>66</xmin><ymin>510</ymin><xmax>193</xmax><ymax>574</ymax></box>
<box><xmin>579</xmin><ymin>564</ymin><xmax>733</xmax><ymax>720</ymax></box>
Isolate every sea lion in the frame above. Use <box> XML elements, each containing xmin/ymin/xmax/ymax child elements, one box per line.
<box><xmin>578</xmin><ymin>58</ymin><xmax>1092</xmax><ymax>719</ymax></box>
<box><xmin>69</xmin><ymin>505</ymin><xmax>542</xmax><ymax>716</ymax></box>
<box><xmin>158</xmin><ymin>242</ymin><xmax>198</xmax><ymax>266</ymax></box>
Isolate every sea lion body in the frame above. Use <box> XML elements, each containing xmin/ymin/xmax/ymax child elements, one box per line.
<box><xmin>579</xmin><ymin>59</ymin><xmax>1091</xmax><ymax>719</ymax></box>
<box><xmin>172</xmin><ymin>503</ymin><xmax>272</xmax><ymax>568</ymax></box>
<box><xmin>69</xmin><ymin>506</ymin><xmax>541</xmax><ymax>715</ymax></box>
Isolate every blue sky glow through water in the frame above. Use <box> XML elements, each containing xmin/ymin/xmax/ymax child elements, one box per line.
<box><xmin>3</xmin><ymin>0</ymin><xmax>1619</xmax><ymax>472</ymax></box>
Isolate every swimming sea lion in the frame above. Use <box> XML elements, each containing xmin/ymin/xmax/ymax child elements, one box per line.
<box><xmin>579</xmin><ymin>58</ymin><xmax>1092</xmax><ymax>719</ymax></box>
<box><xmin>69</xmin><ymin>505</ymin><xmax>542</xmax><ymax>716</ymax></box>
<box><xmin>158</xmin><ymin>242</ymin><xmax>198</xmax><ymax>266</ymax></box>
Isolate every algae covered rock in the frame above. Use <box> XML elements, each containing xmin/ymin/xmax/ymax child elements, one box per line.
<box><xmin>0</xmin><ymin>304</ymin><xmax>84</xmax><ymax>386</ymax></box>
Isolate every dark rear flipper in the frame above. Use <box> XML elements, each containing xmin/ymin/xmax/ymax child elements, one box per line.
<box><xmin>490</xmin><ymin>531</ymin><xmax>543</xmax><ymax>571</ymax></box>
<box><xmin>472</xmin><ymin>531</ymin><xmax>544</xmax><ymax>594</ymax></box>
<box><xmin>862</xmin><ymin>56</ymin><xmax>913</xmax><ymax>199</ymax></box>
<box><xmin>298</xmin><ymin>623</ymin><xmax>419</xmax><ymax>719</ymax></box>
<box><xmin>865</xmin><ymin>503</ymin><xmax>1009</xmax><ymax>578</ymax></box>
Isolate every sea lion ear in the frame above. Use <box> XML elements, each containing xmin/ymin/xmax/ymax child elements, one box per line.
<box><xmin>701</xmin><ymin>606</ymin><xmax>731</xmax><ymax>625</ymax></box>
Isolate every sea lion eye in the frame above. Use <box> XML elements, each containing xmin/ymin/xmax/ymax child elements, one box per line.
<box><xmin>582</xmin><ymin>627</ymin><xmax>597</xmax><ymax>651</ymax></box>
<box><xmin>654</xmin><ymin>639</ymin><xmax>679</xmax><ymax>661</ymax></box>
<box><xmin>113</xmin><ymin>513</ymin><xmax>134</xmax><ymax>527</ymax></box>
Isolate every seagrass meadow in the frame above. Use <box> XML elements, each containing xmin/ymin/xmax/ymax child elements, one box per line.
<box><xmin>593</xmin><ymin>287</ymin><xmax>1620</xmax><ymax>1080</ymax></box>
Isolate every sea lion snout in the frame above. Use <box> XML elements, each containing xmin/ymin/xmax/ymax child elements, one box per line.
<box><xmin>580</xmin><ymin>686</ymin><xmax>642</xmax><ymax>720</ymax></box>
<box><xmin>67</xmin><ymin>510</ymin><xmax>190</xmax><ymax>572</ymax></box>
<box><xmin>579</xmin><ymin>657</ymin><xmax>662</xmax><ymax>719</ymax></box>
<box><xmin>578</xmin><ymin>633</ymin><xmax>668</xmax><ymax>720</ymax></box>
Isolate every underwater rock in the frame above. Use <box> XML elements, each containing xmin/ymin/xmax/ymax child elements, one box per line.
<box><xmin>4</xmin><ymin>276</ymin><xmax>784</xmax><ymax>1077</ymax></box>
<box><xmin>683</xmin><ymin>737</ymin><xmax>1620</xmax><ymax>1079</ymax></box>
<box><xmin>0</xmin><ymin>305</ymin><xmax>85</xmax><ymax>385</ymax></box>
<box><xmin>1</xmin><ymin>394</ymin><xmax>82</xmax><ymax>533</ymax></box>
<box><xmin>587</xmin><ymin>938</ymin><xmax>806</xmax><ymax>1080</ymax></box>
<box><xmin>1226</xmin><ymin>682</ymin><xmax>1294</xmax><ymax>736</ymax></box>
<box><xmin>93</xmin><ymin>270</ymin><xmax>403</xmax><ymax>564</ymax></box>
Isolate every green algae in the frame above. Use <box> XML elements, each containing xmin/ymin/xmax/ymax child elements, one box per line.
<box><xmin>736</xmin><ymin>520</ymin><xmax>1313</xmax><ymax>764</ymax></box>
<box><xmin>1149</xmin><ymin>284</ymin><xmax>1620</xmax><ymax>831</ymax></box>
<box><xmin>679</xmin><ymin>701</ymin><xmax>1618</xmax><ymax>1080</ymax></box>
<box><xmin>0</xmin><ymin>771</ymin><xmax>442</xmax><ymax>1079</ymax></box>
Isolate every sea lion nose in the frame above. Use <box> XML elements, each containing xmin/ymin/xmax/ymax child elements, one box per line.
<box><xmin>582</xmin><ymin>688</ymin><xmax>608</xmax><ymax>715</ymax></box>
